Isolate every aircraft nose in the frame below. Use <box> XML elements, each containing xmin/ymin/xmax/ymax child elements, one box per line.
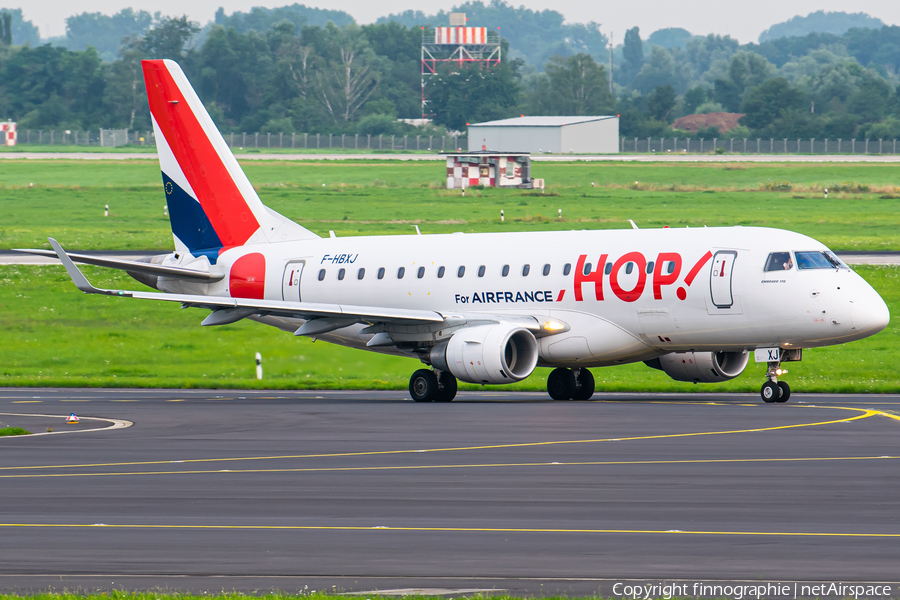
<box><xmin>850</xmin><ymin>291</ymin><xmax>890</xmax><ymax>335</ymax></box>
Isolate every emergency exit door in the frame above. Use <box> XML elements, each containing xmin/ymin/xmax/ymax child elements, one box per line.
<box><xmin>710</xmin><ymin>251</ymin><xmax>737</xmax><ymax>308</ymax></box>
<box><xmin>282</xmin><ymin>262</ymin><xmax>305</xmax><ymax>301</ymax></box>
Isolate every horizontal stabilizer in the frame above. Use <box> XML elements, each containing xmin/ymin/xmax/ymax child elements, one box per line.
<box><xmin>49</xmin><ymin>238</ymin><xmax>443</xmax><ymax>326</ymax></box>
<box><xmin>15</xmin><ymin>246</ymin><xmax>224</xmax><ymax>282</ymax></box>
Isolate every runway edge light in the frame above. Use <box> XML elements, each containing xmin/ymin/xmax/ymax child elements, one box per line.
<box><xmin>66</xmin><ymin>413</ymin><xmax>79</xmax><ymax>424</ymax></box>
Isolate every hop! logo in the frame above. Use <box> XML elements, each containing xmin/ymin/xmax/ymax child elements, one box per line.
<box><xmin>562</xmin><ymin>251</ymin><xmax>713</xmax><ymax>303</ymax></box>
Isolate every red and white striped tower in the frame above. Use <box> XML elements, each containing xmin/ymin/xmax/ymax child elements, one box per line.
<box><xmin>421</xmin><ymin>13</ymin><xmax>501</xmax><ymax>119</ymax></box>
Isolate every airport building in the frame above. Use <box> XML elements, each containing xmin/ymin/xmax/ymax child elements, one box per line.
<box><xmin>468</xmin><ymin>115</ymin><xmax>620</xmax><ymax>154</ymax></box>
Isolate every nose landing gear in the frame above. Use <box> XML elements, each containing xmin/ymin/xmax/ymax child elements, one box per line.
<box><xmin>760</xmin><ymin>361</ymin><xmax>790</xmax><ymax>403</ymax></box>
<box><xmin>547</xmin><ymin>367</ymin><xmax>595</xmax><ymax>401</ymax></box>
<box><xmin>409</xmin><ymin>368</ymin><xmax>458</xmax><ymax>402</ymax></box>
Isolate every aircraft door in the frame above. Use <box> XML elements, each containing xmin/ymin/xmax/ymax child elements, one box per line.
<box><xmin>282</xmin><ymin>261</ymin><xmax>305</xmax><ymax>301</ymax></box>
<box><xmin>709</xmin><ymin>251</ymin><xmax>737</xmax><ymax>308</ymax></box>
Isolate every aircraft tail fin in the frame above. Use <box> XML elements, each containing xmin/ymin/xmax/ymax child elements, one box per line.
<box><xmin>142</xmin><ymin>59</ymin><xmax>318</xmax><ymax>263</ymax></box>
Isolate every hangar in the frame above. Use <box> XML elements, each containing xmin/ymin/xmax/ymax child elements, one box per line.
<box><xmin>468</xmin><ymin>116</ymin><xmax>619</xmax><ymax>154</ymax></box>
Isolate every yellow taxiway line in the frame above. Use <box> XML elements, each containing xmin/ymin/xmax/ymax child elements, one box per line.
<box><xmin>0</xmin><ymin>522</ymin><xmax>897</xmax><ymax>539</ymax></box>
<box><xmin>0</xmin><ymin>454</ymin><xmax>897</xmax><ymax>479</ymax></box>
<box><xmin>0</xmin><ymin>405</ymin><xmax>881</xmax><ymax>471</ymax></box>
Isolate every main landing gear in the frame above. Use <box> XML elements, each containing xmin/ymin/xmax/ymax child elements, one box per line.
<box><xmin>547</xmin><ymin>367</ymin><xmax>595</xmax><ymax>401</ymax></box>
<box><xmin>760</xmin><ymin>361</ymin><xmax>790</xmax><ymax>403</ymax></box>
<box><xmin>409</xmin><ymin>369</ymin><xmax>458</xmax><ymax>402</ymax></box>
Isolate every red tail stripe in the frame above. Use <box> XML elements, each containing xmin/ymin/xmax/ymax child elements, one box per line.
<box><xmin>684</xmin><ymin>251</ymin><xmax>713</xmax><ymax>286</ymax></box>
<box><xmin>143</xmin><ymin>60</ymin><xmax>259</xmax><ymax>247</ymax></box>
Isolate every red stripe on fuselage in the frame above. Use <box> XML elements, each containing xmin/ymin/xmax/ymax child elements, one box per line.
<box><xmin>142</xmin><ymin>60</ymin><xmax>259</xmax><ymax>247</ymax></box>
<box><xmin>684</xmin><ymin>251</ymin><xmax>713</xmax><ymax>286</ymax></box>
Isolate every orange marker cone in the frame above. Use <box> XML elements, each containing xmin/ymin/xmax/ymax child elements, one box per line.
<box><xmin>66</xmin><ymin>413</ymin><xmax>79</xmax><ymax>424</ymax></box>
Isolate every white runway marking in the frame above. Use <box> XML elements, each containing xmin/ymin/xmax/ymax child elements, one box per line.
<box><xmin>0</xmin><ymin>413</ymin><xmax>132</xmax><ymax>438</ymax></box>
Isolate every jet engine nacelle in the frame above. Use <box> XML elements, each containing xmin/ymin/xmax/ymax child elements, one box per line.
<box><xmin>646</xmin><ymin>351</ymin><xmax>749</xmax><ymax>383</ymax></box>
<box><xmin>430</xmin><ymin>324</ymin><xmax>539</xmax><ymax>385</ymax></box>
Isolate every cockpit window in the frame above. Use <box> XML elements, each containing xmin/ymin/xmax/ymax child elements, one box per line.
<box><xmin>796</xmin><ymin>251</ymin><xmax>847</xmax><ymax>270</ymax></box>
<box><xmin>764</xmin><ymin>252</ymin><xmax>793</xmax><ymax>271</ymax></box>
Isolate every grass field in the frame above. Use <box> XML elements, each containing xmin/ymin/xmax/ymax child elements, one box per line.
<box><xmin>0</xmin><ymin>595</ymin><xmax>567</xmax><ymax>600</ymax></box>
<box><xmin>1</xmin><ymin>263</ymin><xmax>896</xmax><ymax>392</ymax></box>
<box><xmin>0</xmin><ymin>426</ymin><xmax>30</xmax><ymax>436</ymax></box>
<box><xmin>1</xmin><ymin>159</ymin><xmax>898</xmax><ymax>251</ymax></box>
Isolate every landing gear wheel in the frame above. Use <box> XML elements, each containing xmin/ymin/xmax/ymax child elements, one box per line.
<box><xmin>761</xmin><ymin>381</ymin><xmax>782</xmax><ymax>403</ymax></box>
<box><xmin>434</xmin><ymin>371</ymin><xmax>458</xmax><ymax>402</ymax></box>
<box><xmin>572</xmin><ymin>368</ymin><xmax>595</xmax><ymax>401</ymax></box>
<box><xmin>777</xmin><ymin>381</ymin><xmax>791</xmax><ymax>403</ymax></box>
<box><xmin>409</xmin><ymin>369</ymin><xmax>439</xmax><ymax>402</ymax></box>
<box><xmin>547</xmin><ymin>368</ymin><xmax>576</xmax><ymax>400</ymax></box>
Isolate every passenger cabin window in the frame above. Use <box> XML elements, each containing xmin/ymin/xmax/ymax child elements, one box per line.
<box><xmin>522</xmin><ymin>264</ymin><xmax>530</xmax><ymax>276</ymax></box>
<box><xmin>417</xmin><ymin>266</ymin><xmax>425</xmax><ymax>279</ymax></box>
<box><xmin>583</xmin><ymin>262</ymin><xmax>592</xmax><ymax>275</ymax></box>
<box><xmin>338</xmin><ymin>268</ymin><xmax>346</xmax><ymax>280</ymax></box>
<box><xmin>605</xmin><ymin>263</ymin><xmax>612</xmax><ymax>275</ymax></box>
<box><xmin>377</xmin><ymin>267</ymin><xmax>385</xmax><ymax>280</ymax></box>
<box><xmin>646</xmin><ymin>261</ymin><xmax>655</xmax><ymax>274</ymax></box>
<box><xmin>765</xmin><ymin>252</ymin><xmax>793</xmax><ymax>271</ymax></box>
<box><xmin>502</xmin><ymin>265</ymin><xmax>510</xmax><ymax>277</ymax></box>
<box><xmin>667</xmin><ymin>261</ymin><xmax>676</xmax><ymax>274</ymax></box>
<box><xmin>542</xmin><ymin>264</ymin><xmax>550</xmax><ymax>276</ymax></box>
<box><xmin>796</xmin><ymin>251</ymin><xmax>846</xmax><ymax>270</ymax></box>
<box><xmin>318</xmin><ymin>269</ymin><xmax>326</xmax><ymax>281</ymax></box>
<box><xmin>563</xmin><ymin>263</ymin><xmax>571</xmax><ymax>276</ymax></box>
<box><xmin>397</xmin><ymin>266</ymin><xmax>405</xmax><ymax>279</ymax></box>
<box><xmin>477</xmin><ymin>265</ymin><xmax>486</xmax><ymax>277</ymax></box>
<box><xmin>457</xmin><ymin>266</ymin><xmax>466</xmax><ymax>278</ymax></box>
<box><xmin>625</xmin><ymin>262</ymin><xmax>634</xmax><ymax>275</ymax></box>
<box><xmin>437</xmin><ymin>266</ymin><xmax>445</xmax><ymax>278</ymax></box>
<box><xmin>357</xmin><ymin>268</ymin><xmax>365</xmax><ymax>280</ymax></box>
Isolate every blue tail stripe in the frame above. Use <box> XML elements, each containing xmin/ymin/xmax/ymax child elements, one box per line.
<box><xmin>163</xmin><ymin>173</ymin><xmax>222</xmax><ymax>264</ymax></box>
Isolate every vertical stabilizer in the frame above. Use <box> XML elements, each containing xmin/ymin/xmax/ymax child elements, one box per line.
<box><xmin>142</xmin><ymin>59</ymin><xmax>318</xmax><ymax>263</ymax></box>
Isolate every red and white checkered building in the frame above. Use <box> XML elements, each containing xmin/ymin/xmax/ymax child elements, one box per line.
<box><xmin>1</xmin><ymin>121</ymin><xmax>17</xmax><ymax>146</ymax></box>
<box><xmin>444</xmin><ymin>152</ymin><xmax>536</xmax><ymax>189</ymax></box>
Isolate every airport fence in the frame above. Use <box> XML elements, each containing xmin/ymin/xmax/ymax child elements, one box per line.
<box><xmin>12</xmin><ymin>129</ymin><xmax>470</xmax><ymax>152</ymax></box>
<box><xmin>620</xmin><ymin>136</ymin><xmax>900</xmax><ymax>154</ymax></box>
<box><xmin>13</xmin><ymin>130</ymin><xmax>900</xmax><ymax>155</ymax></box>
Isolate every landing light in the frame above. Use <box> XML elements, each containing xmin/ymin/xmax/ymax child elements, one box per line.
<box><xmin>775</xmin><ymin>368</ymin><xmax>787</xmax><ymax>376</ymax></box>
<box><xmin>543</xmin><ymin>320</ymin><xmax>566</xmax><ymax>331</ymax></box>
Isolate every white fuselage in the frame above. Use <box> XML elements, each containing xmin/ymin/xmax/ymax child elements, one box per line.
<box><xmin>156</xmin><ymin>226</ymin><xmax>889</xmax><ymax>367</ymax></box>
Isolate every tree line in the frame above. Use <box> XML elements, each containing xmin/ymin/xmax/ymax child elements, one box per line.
<box><xmin>0</xmin><ymin>3</ymin><xmax>899</xmax><ymax>141</ymax></box>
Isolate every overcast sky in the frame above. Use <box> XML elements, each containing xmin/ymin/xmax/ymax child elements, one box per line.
<box><xmin>10</xmin><ymin>0</ymin><xmax>900</xmax><ymax>44</ymax></box>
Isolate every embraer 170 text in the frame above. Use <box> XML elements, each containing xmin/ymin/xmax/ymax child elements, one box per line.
<box><xmin>19</xmin><ymin>60</ymin><xmax>890</xmax><ymax>403</ymax></box>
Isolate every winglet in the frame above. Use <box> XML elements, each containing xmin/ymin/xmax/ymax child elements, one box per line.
<box><xmin>48</xmin><ymin>238</ymin><xmax>129</xmax><ymax>297</ymax></box>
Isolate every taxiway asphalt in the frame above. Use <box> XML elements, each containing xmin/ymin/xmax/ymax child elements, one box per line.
<box><xmin>1</xmin><ymin>389</ymin><xmax>899</xmax><ymax>595</ymax></box>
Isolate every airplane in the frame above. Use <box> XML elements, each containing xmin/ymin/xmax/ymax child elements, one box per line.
<box><xmin>19</xmin><ymin>59</ymin><xmax>890</xmax><ymax>403</ymax></box>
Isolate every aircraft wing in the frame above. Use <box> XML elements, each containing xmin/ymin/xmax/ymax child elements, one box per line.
<box><xmin>49</xmin><ymin>238</ymin><xmax>444</xmax><ymax>327</ymax></box>
<box><xmin>14</xmin><ymin>247</ymin><xmax>223</xmax><ymax>282</ymax></box>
